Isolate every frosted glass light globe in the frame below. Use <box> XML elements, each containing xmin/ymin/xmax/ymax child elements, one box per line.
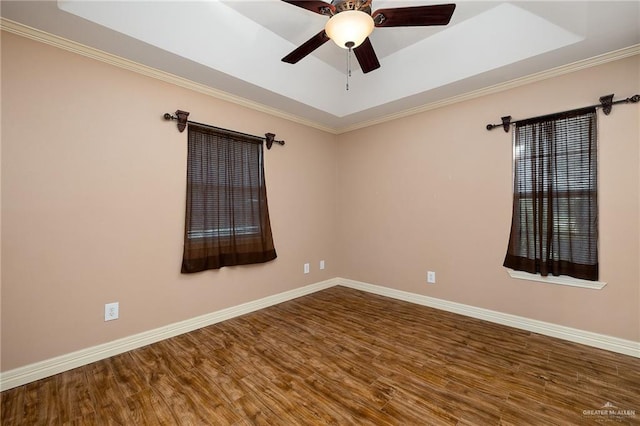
<box><xmin>325</xmin><ymin>10</ymin><xmax>374</xmax><ymax>49</ymax></box>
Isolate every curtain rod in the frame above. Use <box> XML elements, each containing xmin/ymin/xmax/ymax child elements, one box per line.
<box><xmin>163</xmin><ymin>110</ymin><xmax>285</xmax><ymax>149</ymax></box>
<box><xmin>486</xmin><ymin>94</ymin><xmax>640</xmax><ymax>132</ymax></box>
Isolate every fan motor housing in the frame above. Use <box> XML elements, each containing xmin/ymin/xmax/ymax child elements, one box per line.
<box><xmin>332</xmin><ymin>0</ymin><xmax>372</xmax><ymax>15</ymax></box>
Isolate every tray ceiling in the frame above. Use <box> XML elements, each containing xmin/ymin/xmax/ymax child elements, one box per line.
<box><xmin>2</xmin><ymin>1</ymin><xmax>639</xmax><ymax>132</ymax></box>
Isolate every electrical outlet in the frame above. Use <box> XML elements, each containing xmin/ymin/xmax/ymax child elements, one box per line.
<box><xmin>304</xmin><ymin>263</ymin><xmax>310</xmax><ymax>274</ymax></box>
<box><xmin>427</xmin><ymin>271</ymin><xmax>436</xmax><ymax>284</ymax></box>
<box><xmin>105</xmin><ymin>302</ymin><xmax>119</xmax><ymax>321</ymax></box>
<box><xmin>320</xmin><ymin>260</ymin><xmax>325</xmax><ymax>270</ymax></box>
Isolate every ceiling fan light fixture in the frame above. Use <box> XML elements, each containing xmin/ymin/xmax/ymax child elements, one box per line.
<box><xmin>324</xmin><ymin>10</ymin><xmax>374</xmax><ymax>49</ymax></box>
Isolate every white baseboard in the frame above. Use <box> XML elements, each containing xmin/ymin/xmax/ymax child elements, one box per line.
<box><xmin>3</xmin><ymin>276</ymin><xmax>637</xmax><ymax>391</ymax></box>
<box><xmin>0</xmin><ymin>278</ymin><xmax>338</xmax><ymax>392</ymax></box>
<box><xmin>337</xmin><ymin>278</ymin><xmax>640</xmax><ymax>359</ymax></box>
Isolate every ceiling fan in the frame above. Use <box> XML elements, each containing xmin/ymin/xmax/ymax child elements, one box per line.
<box><xmin>281</xmin><ymin>0</ymin><xmax>456</xmax><ymax>73</ymax></box>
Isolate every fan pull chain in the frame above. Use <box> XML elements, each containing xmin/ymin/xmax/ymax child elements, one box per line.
<box><xmin>346</xmin><ymin>41</ymin><xmax>355</xmax><ymax>91</ymax></box>
<box><xmin>348</xmin><ymin>50</ymin><xmax>352</xmax><ymax>78</ymax></box>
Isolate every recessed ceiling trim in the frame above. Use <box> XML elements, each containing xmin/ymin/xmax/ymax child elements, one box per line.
<box><xmin>2</xmin><ymin>18</ymin><xmax>637</xmax><ymax>135</ymax></box>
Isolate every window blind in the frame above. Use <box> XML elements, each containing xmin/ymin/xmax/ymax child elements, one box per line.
<box><xmin>503</xmin><ymin>107</ymin><xmax>598</xmax><ymax>281</ymax></box>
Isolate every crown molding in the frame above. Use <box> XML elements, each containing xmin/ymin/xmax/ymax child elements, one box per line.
<box><xmin>336</xmin><ymin>44</ymin><xmax>640</xmax><ymax>133</ymax></box>
<box><xmin>2</xmin><ymin>18</ymin><xmax>638</xmax><ymax>135</ymax></box>
<box><xmin>0</xmin><ymin>18</ymin><xmax>337</xmax><ymax>135</ymax></box>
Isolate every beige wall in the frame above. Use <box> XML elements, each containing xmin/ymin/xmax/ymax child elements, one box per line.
<box><xmin>1</xmin><ymin>33</ymin><xmax>338</xmax><ymax>371</ymax></box>
<box><xmin>336</xmin><ymin>55</ymin><xmax>640</xmax><ymax>341</ymax></box>
<box><xmin>1</xmin><ymin>31</ymin><xmax>639</xmax><ymax>373</ymax></box>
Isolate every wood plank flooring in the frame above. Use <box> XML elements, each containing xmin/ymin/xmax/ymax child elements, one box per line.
<box><xmin>2</xmin><ymin>286</ymin><xmax>639</xmax><ymax>425</ymax></box>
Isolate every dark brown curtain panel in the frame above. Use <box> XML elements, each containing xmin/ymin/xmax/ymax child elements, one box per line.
<box><xmin>503</xmin><ymin>107</ymin><xmax>598</xmax><ymax>281</ymax></box>
<box><xmin>181</xmin><ymin>124</ymin><xmax>277</xmax><ymax>273</ymax></box>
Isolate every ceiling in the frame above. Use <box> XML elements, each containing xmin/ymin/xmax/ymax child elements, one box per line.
<box><xmin>2</xmin><ymin>1</ymin><xmax>639</xmax><ymax>132</ymax></box>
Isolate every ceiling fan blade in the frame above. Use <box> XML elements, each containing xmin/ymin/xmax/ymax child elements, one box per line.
<box><xmin>281</xmin><ymin>0</ymin><xmax>335</xmax><ymax>15</ymax></box>
<box><xmin>353</xmin><ymin>37</ymin><xmax>380</xmax><ymax>74</ymax></box>
<box><xmin>373</xmin><ymin>4</ymin><xmax>456</xmax><ymax>27</ymax></box>
<box><xmin>282</xmin><ymin>30</ymin><xmax>330</xmax><ymax>64</ymax></box>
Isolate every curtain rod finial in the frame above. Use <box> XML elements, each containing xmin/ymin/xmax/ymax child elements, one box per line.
<box><xmin>265</xmin><ymin>133</ymin><xmax>285</xmax><ymax>149</ymax></box>
<box><xmin>163</xmin><ymin>110</ymin><xmax>190</xmax><ymax>132</ymax></box>
<box><xmin>486</xmin><ymin>116</ymin><xmax>511</xmax><ymax>132</ymax></box>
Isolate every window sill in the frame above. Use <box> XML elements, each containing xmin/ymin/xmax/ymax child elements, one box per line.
<box><xmin>506</xmin><ymin>269</ymin><xmax>607</xmax><ymax>290</ymax></box>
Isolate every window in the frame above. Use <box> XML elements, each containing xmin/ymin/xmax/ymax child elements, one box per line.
<box><xmin>503</xmin><ymin>107</ymin><xmax>598</xmax><ymax>281</ymax></box>
<box><xmin>181</xmin><ymin>124</ymin><xmax>277</xmax><ymax>273</ymax></box>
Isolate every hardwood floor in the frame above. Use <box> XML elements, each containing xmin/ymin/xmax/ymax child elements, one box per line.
<box><xmin>2</xmin><ymin>286</ymin><xmax>639</xmax><ymax>425</ymax></box>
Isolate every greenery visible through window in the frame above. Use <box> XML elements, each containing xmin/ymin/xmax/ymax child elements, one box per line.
<box><xmin>181</xmin><ymin>124</ymin><xmax>277</xmax><ymax>273</ymax></box>
<box><xmin>503</xmin><ymin>107</ymin><xmax>598</xmax><ymax>281</ymax></box>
